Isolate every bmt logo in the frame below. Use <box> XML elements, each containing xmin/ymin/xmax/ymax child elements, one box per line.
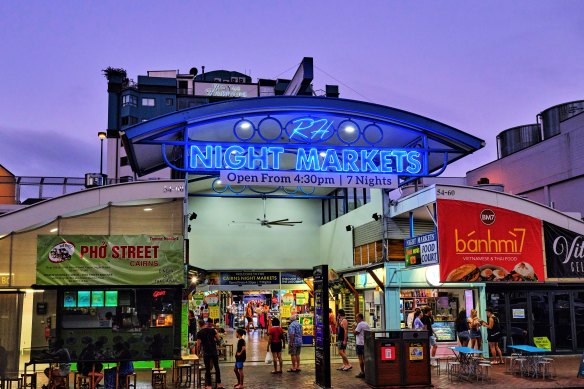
<box><xmin>480</xmin><ymin>209</ymin><xmax>496</xmax><ymax>225</ymax></box>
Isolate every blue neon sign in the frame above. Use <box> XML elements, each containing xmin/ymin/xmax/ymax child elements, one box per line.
<box><xmin>289</xmin><ymin>118</ymin><xmax>334</xmax><ymax>141</ymax></box>
<box><xmin>189</xmin><ymin>144</ymin><xmax>423</xmax><ymax>175</ymax></box>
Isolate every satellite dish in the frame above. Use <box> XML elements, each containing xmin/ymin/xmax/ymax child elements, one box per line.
<box><xmin>190</xmin><ymin>67</ymin><xmax>198</xmax><ymax>76</ymax></box>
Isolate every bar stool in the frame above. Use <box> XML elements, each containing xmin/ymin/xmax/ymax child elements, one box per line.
<box><xmin>21</xmin><ymin>373</ymin><xmax>36</xmax><ymax>389</ymax></box>
<box><xmin>447</xmin><ymin>361</ymin><xmax>461</xmax><ymax>382</ymax></box>
<box><xmin>124</xmin><ymin>373</ymin><xmax>137</xmax><ymax>389</ymax></box>
<box><xmin>0</xmin><ymin>377</ymin><xmax>23</xmax><ymax>389</ymax></box>
<box><xmin>48</xmin><ymin>373</ymin><xmax>70</xmax><ymax>389</ymax></box>
<box><xmin>151</xmin><ymin>369</ymin><xmax>167</xmax><ymax>389</ymax></box>
<box><xmin>477</xmin><ymin>363</ymin><xmax>492</xmax><ymax>382</ymax></box>
<box><xmin>196</xmin><ymin>366</ymin><xmax>206</xmax><ymax>389</ymax></box>
<box><xmin>536</xmin><ymin>360</ymin><xmax>552</xmax><ymax>379</ymax></box>
<box><xmin>542</xmin><ymin>357</ymin><xmax>556</xmax><ymax>378</ymax></box>
<box><xmin>505</xmin><ymin>353</ymin><xmax>522</xmax><ymax>372</ymax></box>
<box><xmin>75</xmin><ymin>374</ymin><xmax>94</xmax><ymax>389</ymax></box>
<box><xmin>511</xmin><ymin>357</ymin><xmax>528</xmax><ymax>376</ymax></box>
<box><xmin>176</xmin><ymin>364</ymin><xmax>192</xmax><ymax>387</ymax></box>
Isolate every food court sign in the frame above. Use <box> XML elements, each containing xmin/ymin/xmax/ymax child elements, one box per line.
<box><xmin>187</xmin><ymin>116</ymin><xmax>426</xmax><ymax>189</ymax></box>
<box><xmin>437</xmin><ymin>200</ymin><xmax>544</xmax><ymax>283</ymax></box>
<box><xmin>36</xmin><ymin>235</ymin><xmax>184</xmax><ymax>286</ymax></box>
<box><xmin>404</xmin><ymin>232</ymin><xmax>438</xmax><ymax>268</ymax></box>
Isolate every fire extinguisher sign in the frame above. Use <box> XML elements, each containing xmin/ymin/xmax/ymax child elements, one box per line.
<box><xmin>381</xmin><ymin>345</ymin><xmax>396</xmax><ymax>361</ymax></box>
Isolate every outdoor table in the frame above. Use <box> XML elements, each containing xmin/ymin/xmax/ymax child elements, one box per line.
<box><xmin>180</xmin><ymin>353</ymin><xmax>200</xmax><ymax>387</ymax></box>
<box><xmin>450</xmin><ymin>346</ymin><xmax>484</xmax><ymax>380</ymax></box>
<box><xmin>508</xmin><ymin>345</ymin><xmax>550</xmax><ymax>378</ymax></box>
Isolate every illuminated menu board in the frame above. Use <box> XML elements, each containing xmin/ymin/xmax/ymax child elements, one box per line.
<box><xmin>77</xmin><ymin>291</ymin><xmax>91</xmax><ymax>307</ymax></box>
<box><xmin>105</xmin><ymin>291</ymin><xmax>118</xmax><ymax>307</ymax></box>
<box><xmin>91</xmin><ymin>291</ymin><xmax>104</xmax><ymax>307</ymax></box>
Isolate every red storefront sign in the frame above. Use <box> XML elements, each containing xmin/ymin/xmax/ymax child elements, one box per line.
<box><xmin>381</xmin><ymin>346</ymin><xmax>396</xmax><ymax>361</ymax></box>
<box><xmin>437</xmin><ymin>199</ymin><xmax>544</xmax><ymax>283</ymax></box>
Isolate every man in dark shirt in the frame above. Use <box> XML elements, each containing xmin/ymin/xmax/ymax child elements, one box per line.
<box><xmin>421</xmin><ymin>306</ymin><xmax>438</xmax><ymax>366</ymax></box>
<box><xmin>196</xmin><ymin>321</ymin><xmax>225</xmax><ymax>389</ymax></box>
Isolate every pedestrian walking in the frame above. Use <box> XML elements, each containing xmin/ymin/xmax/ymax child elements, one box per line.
<box><xmin>196</xmin><ymin>321</ymin><xmax>225</xmax><ymax>389</ymax></box>
<box><xmin>336</xmin><ymin>309</ymin><xmax>352</xmax><ymax>371</ymax></box>
<box><xmin>268</xmin><ymin>317</ymin><xmax>284</xmax><ymax>374</ymax></box>
<box><xmin>353</xmin><ymin>313</ymin><xmax>370</xmax><ymax>378</ymax></box>
<box><xmin>233</xmin><ymin>328</ymin><xmax>246</xmax><ymax>389</ymax></box>
<box><xmin>287</xmin><ymin>315</ymin><xmax>303</xmax><ymax>373</ymax></box>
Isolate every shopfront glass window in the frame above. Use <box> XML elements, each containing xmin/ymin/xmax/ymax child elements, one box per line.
<box><xmin>530</xmin><ymin>292</ymin><xmax>551</xmax><ymax>346</ymax></box>
<box><xmin>59</xmin><ymin>288</ymin><xmax>179</xmax><ymax>361</ymax></box>
<box><xmin>553</xmin><ymin>293</ymin><xmax>573</xmax><ymax>351</ymax></box>
<box><xmin>574</xmin><ymin>292</ymin><xmax>584</xmax><ymax>349</ymax></box>
<box><xmin>508</xmin><ymin>291</ymin><xmax>528</xmax><ymax>345</ymax></box>
<box><xmin>486</xmin><ymin>292</ymin><xmax>507</xmax><ymax>327</ymax></box>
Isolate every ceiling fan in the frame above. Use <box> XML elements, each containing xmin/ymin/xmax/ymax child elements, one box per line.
<box><xmin>232</xmin><ymin>197</ymin><xmax>303</xmax><ymax>228</ymax></box>
<box><xmin>257</xmin><ymin>196</ymin><xmax>302</xmax><ymax>228</ymax></box>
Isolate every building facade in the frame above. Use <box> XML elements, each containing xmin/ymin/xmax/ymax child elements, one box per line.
<box><xmin>467</xmin><ymin>100</ymin><xmax>584</xmax><ymax>217</ymax></box>
<box><xmin>103</xmin><ymin>57</ymin><xmax>329</xmax><ymax>182</ymax></box>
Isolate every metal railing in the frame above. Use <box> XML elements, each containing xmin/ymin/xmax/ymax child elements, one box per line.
<box><xmin>0</xmin><ymin>176</ymin><xmax>154</xmax><ymax>205</ymax></box>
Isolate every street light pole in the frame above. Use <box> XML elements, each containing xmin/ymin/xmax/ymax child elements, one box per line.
<box><xmin>98</xmin><ymin>131</ymin><xmax>107</xmax><ymax>175</ymax></box>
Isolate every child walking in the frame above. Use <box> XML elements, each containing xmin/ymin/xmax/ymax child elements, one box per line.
<box><xmin>234</xmin><ymin>329</ymin><xmax>247</xmax><ymax>389</ymax></box>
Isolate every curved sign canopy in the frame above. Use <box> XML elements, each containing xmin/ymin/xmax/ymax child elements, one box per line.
<box><xmin>122</xmin><ymin>96</ymin><xmax>484</xmax><ymax>188</ymax></box>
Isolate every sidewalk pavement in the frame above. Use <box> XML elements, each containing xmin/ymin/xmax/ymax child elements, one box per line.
<box><xmin>30</xmin><ymin>354</ymin><xmax>584</xmax><ymax>388</ymax></box>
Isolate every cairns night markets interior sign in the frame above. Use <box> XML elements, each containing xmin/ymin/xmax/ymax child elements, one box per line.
<box><xmin>188</xmin><ymin>117</ymin><xmax>425</xmax><ymax>189</ymax></box>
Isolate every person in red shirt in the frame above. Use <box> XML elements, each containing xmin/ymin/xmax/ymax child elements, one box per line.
<box><xmin>268</xmin><ymin>318</ymin><xmax>284</xmax><ymax>374</ymax></box>
<box><xmin>328</xmin><ymin>308</ymin><xmax>337</xmax><ymax>336</ymax></box>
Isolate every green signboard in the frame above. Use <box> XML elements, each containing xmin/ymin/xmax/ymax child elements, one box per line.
<box><xmin>37</xmin><ymin>235</ymin><xmax>184</xmax><ymax>286</ymax></box>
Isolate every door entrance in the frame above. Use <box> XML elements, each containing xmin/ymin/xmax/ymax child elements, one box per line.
<box><xmin>488</xmin><ymin>288</ymin><xmax>584</xmax><ymax>353</ymax></box>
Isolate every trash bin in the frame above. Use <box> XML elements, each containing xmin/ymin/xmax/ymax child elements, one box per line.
<box><xmin>364</xmin><ymin>330</ymin><xmax>402</xmax><ymax>387</ymax></box>
<box><xmin>402</xmin><ymin>330</ymin><xmax>431</xmax><ymax>386</ymax></box>
<box><xmin>364</xmin><ymin>329</ymin><xmax>431</xmax><ymax>388</ymax></box>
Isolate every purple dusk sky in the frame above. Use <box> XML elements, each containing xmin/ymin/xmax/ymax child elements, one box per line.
<box><xmin>0</xmin><ymin>1</ymin><xmax>583</xmax><ymax>178</ymax></box>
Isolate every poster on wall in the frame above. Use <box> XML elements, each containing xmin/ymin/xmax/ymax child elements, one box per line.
<box><xmin>543</xmin><ymin>221</ymin><xmax>584</xmax><ymax>278</ymax></box>
<box><xmin>437</xmin><ymin>200</ymin><xmax>544</xmax><ymax>283</ymax></box>
<box><xmin>36</xmin><ymin>235</ymin><xmax>184</xmax><ymax>286</ymax></box>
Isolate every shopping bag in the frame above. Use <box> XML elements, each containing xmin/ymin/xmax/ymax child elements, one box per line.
<box><xmin>265</xmin><ymin>351</ymin><xmax>273</xmax><ymax>364</ymax></box>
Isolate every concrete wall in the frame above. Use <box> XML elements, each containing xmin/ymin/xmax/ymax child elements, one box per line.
<box><xmin>320</xmin><ymin>189</ymin><xmax>383</xmax><ymax>271</ymax></box>
<box><xmin>188</xmin><ymin>196</ymin><xmax>322</xmax><ymax>270</ymax></box>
